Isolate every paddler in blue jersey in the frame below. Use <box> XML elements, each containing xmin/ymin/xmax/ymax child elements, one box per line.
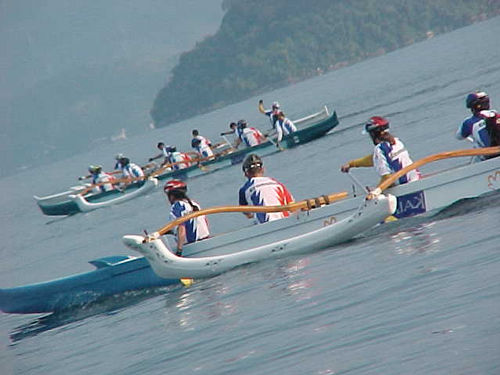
<box><xmin>274</xmin><ymin>111</ymin><xmax>297</xmax><ymax>143</ymax></box>
<box><xmin>239</xmin><ymin>154</ymin><xmax>294</xmax><ymax>223</ymax></box>
<box><xmin>164</xmin><ymin>180</ymin><xmax>210</xmax><ymax>256</ymax></box>
<box><xmin>456</xmin><ymin>91</ymin><xmax>500</xmax><ymax>160</ymax></box>
<box><xmin>88</xmin><ymin>165</ymin><xmax>116</xmax><ymax>193</ymax></box>
<box><xmin>118</xmin><ymin>157</ymin><xmax>144</xmax><ymax>179</ymax></box>
<box><xmin>191</xmin><ymin>129</ymin><xmax>214</xmax><ymax>159</ymax></box>
<box><xmin>340</xmin><ymin>116</ymin><xmax>420</xmax><ymax>187</ymax></box>
<box><xmin>148</xmin><ymin>142</ymin><xmax>177</xmax><ymax>165</ymax></box>
<box><xmin>258</xmin><ymin>99</ymin><xmax>281</xmax><ymax>128</ymax></box>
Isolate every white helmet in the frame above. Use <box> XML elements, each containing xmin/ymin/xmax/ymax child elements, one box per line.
<box><xmin>272</xmin><ymin>101</ymin><xmax>280</xmax><ymax>109</ymax></box>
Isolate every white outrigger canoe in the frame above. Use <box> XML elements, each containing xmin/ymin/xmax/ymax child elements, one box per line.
<box><xmin>34</xmin><ymin>177</ymin><xmax>158</xmax><ymax>216</ymax></box>
<box><xmin>69</xmin><ymin>177</ymin><xmax>158</xmax><ymax>213</ymax></box>
<box><xmin>123</xmin><ymin>193</ymin><xmax>396</xmax><ymax>279</ymax></box>
<box><xmin>123</xmin><ymin>147</ymin><xmax>499</xmax><ymax>280</ymax></box>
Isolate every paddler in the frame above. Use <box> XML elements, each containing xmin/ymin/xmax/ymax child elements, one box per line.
<box><xmin>456</xmin><ymin>91</ymin><xmax>500</xmax><ymax>160</ymax></box>
<box><xmin>239</xmin><ymin>154</ymin><xmax>294</xmax><ymax>224</ymax></box>
<box><xmin>149</xmin><ymin>142</ymin><xmax>177</xmax><ymax>165</ymax></box>
<box><xmin>258</xmin><ymin>99</ymin><xmax>281</xmax><ymax>128</ymax></box>
<box><xmin>274</xmin><ymin>111</ymin><xmax>297</xmax><ymax>144</ymax></box>
<box><xmin>118</xmin><ymin>157</ymin><xmax>145</xmax><ymax>179</ymax></box>
<box><xmin>233</xmin><ymin>119</ymin><xmax>265</xmax><ymax>149</ymax></box>
<box><xmin>164</xmin><ymin>180</ymin><xmax>210</xmax><ymax>256</ymax></box>
<box><xmin>88</xmin><ymin>165</ymin><xmax>116</xmax><ymax>193</ymax></box>
<box><xmin>340</xmin><ymin>116</ymin><xmax>420</xmax><ymax>186</ymax></box>
<box><xmin>191</xmin><ymin>129</ymin><xmax>214</xmax><ymax>159</ymax></box>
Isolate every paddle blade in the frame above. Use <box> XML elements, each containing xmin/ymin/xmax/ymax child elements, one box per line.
<box><xmin>180</xmin><ymin>278</ymin><xmax>194</xmax><ymax>287</ymax></box>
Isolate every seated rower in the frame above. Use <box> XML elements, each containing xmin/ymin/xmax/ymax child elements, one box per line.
<box><xmin>114</xmin><ymin>153</ymin><xmax>125</xmax><ymax>170</ymax></box>
<box><xmin>220</xmin><ymin>122</ymin><xmax>238</xmax><ymax>137</ymax></box>
<box><xmin>258</xmin><ymin>99</ymin><xmax>281</xmax><ymax>129</ymax></box>
<box><xmin>234</xmin><ymin>119</ymin><xmax>265</xmax><ymax>148</ymax></box>
<box><xmin>239</xmin><ymin>154</ymin><xmax>294</xmax><ymax>224</ymax></box>
<box><xmin>191</xmin><ymin>129</ymin><xmax>214</xmax><ymax>159</ymax></box>
<box><xmin>88</xmin><ymin>165</ymin><xmax>115</xmax><ymax>193</ymax></box>
<box><xmin>171</xmin><ymin>150</ymin><xmax>193</xmax><ymax>170</ymax></box>
<box><xmin>164</xmin><ymin>180</ymin><xmax>210</xmax><ymax>256</ymax></box>
<box><xmin>149</xmin><ymin>142</ymin><xmax>177</xmax><ymax>165</ymax></box>
<box><xmin>340</xmin><ymin>116</ymin><xmax>420</xmax><ymax>187</ymax></box>
<box><xmin>118</xmin><ymin>157</ymin><xmax>144</xmax><ymax>180</ymax></box>
<box><xmin>456</xmin><ymin>91</ymin><xmax>500</xmax><ymax>160</ymax></box>
<box><xmin>274</xmin><ymin>111</ymin><xmax>297</xmax><ymax>145</ymax></box>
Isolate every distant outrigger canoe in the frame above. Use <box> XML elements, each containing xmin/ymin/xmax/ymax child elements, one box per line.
<box><xmin>147</xmin><ymin>106</ymin><xmax>338</xmax><ymax>181</ymax></box>
<box><xmin>34</xmin><ymin>177</ymin><xmax>158</xmax><ymax>216</ymax></box>
<box><xmin>34</xmin><ymin>106</ymin><xmax>339</xmax><ymax>216</ymax></box>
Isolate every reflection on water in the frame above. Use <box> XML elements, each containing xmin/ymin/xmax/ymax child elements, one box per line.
<box><xmin>390</xmin><ymin>222</ymin><xmax>442</xmax><ymax>255</ymax></box>
<box><xmin>159</xmin><ymin>256</ymin><xmax>319</xmax><ymax>332</ymax></box>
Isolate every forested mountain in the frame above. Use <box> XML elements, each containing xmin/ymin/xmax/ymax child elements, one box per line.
<box><xmin>151</xmin><ymin>0</ymin><xmax>499</xmax><ymax>127</ymax></box>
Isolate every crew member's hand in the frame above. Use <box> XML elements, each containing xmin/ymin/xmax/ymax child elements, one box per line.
<box><xmin>340</xmin><ymin>163</ymin><xmax>351</xmax><ymax>173</ymax></box>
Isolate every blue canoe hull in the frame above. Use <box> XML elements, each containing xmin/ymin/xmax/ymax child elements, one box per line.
<box><xmin>0</xmin><ymin>256</ymin><xmax>178</xmax><ymax>314</ymax></box>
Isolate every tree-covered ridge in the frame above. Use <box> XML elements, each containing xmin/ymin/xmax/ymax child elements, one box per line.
<box><xmin>151</xmin><ymin>0</ymin><xmax>499</xmax><ymax>127</ymax></box>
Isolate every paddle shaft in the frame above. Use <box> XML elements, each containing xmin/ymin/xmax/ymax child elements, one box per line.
<box><xmin>154</xmin><ymin>191</ymin><xmax>349</xmax><ymax>237</ymax></box>
<box><xmin>347</xmin><ymin>172</ymin><xmax>370</xmax><ymax>194</ymax></box>
<box><xmin>375</xmin><ymin>146</ymin><xmax>500</xmax><ymax>193</ymax></box>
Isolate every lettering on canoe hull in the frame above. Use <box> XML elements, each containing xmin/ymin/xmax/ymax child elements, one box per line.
<box><xmin>394</xmin><ymin>190</ymin><xmax>426</xmax><ymax>218</ymax></box>
<box><xmin>487</xmin><ymin>170</ymin><xmax>500</xmax><ymax>190</ymax></box>
<box><xmin>323</xmin><ymin>216</ymin><xmax>337</xmax><ymax>227</ymax></box>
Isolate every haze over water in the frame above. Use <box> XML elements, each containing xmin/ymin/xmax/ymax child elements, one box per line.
<box><xmin>1</xmin><ymin>16</ymin><xmax>500</xmax><ymax>375</ymax></box>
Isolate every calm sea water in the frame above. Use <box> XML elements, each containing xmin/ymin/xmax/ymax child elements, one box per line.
<box><xmin>1</xmin><ymin>17</ymin><xmax>500</xmax><ymax>375</ymax></box>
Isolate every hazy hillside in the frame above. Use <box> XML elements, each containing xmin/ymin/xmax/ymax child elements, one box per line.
<box><xmin>0</xmin><ymin>0</ymin><xmax>224</xmax><ymax>177</ymax></box>
<box><xmin>151</xmin><ymin>0</ymin><xmax>499</xmax><ymax>127</ymax></box>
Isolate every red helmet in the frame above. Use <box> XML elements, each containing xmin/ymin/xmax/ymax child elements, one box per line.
<box><xmin>364</xmin><ymin>116</ymin><xmax>389</xmax><ymax>134</ymax></box>
<box><xmin>163</xmin><ymin>179</ymin><xmax>187</xmax><ymax>194</ymax></box>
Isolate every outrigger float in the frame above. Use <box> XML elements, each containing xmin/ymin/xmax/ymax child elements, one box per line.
<box><xmin>4</xmin><ymin>147</ymin><xmax>498</xmax><ymax>314</ymax></box>
<box><xmin>34</xmin><ymin>106</ymin><xmax>338</xmax><ymax>216</ymax></box>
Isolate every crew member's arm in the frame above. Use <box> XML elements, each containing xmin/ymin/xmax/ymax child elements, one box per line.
<box><xmin>340</xmin><ymin>154</ymin><xmax>373</xmax><ymax>172</ymax></box>
<box><xmin>148</xmin><ymin>153</ymin><xmax>162</xmax><ymax>162</ymax></box>
<box><xmin>258</xmin><ymin>99</ymin><xmax>266</xmax><ymax>114</ymax></box>
<box><xmin>176</xmin><ymin>224</ymin><xmax>186</xmax><ymax>255</ymax></box>
<box><xmin>377</xmin><ymin>174</ymin><xmax>392</xmax><ymax>187</ymax></box>
<box><xmin>275</xmin><ymin>121</ymin><xmax>284</xmax><ymax>143</ymax></box>
<box><xmin>239</xmin><ymin>187</ymin><xmax>254</xmax><ymax>219</ymax></box>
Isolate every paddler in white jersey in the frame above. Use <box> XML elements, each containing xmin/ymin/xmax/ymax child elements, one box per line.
<box><xmin>340</xmin><ymin>116</ymin><xmax>420</xmax><ymax>186</ymax></box>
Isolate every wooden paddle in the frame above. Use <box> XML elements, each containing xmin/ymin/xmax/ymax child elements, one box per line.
<box><xmin>373</xmin><ymin>146</ymin><xmax>500</xmax><ymax>194</ymax></box>
<box><xmin>149</xmin><ymin>191</ymin><xmax>349</xmax><ymax>239</ymax></box>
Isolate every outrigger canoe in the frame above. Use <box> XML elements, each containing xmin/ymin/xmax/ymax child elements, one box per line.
<box><xmin>34</xmin><ymin>177</ymin><xmax>158</xmax><ymax>216</ymax></box>
<box><xmin>147</xmin><ymin>106</ymin><xmax>339</xmax><ymax>181</ymax></box>
<box><xmin>122</xmin><ymin>146</ymin><xmax>500</xmax><ymax>280</ymax></box>
<box><xmin>123</xmin><ymin>193</ymin><xmax>396</xmax><ymax>280</ymax></box>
